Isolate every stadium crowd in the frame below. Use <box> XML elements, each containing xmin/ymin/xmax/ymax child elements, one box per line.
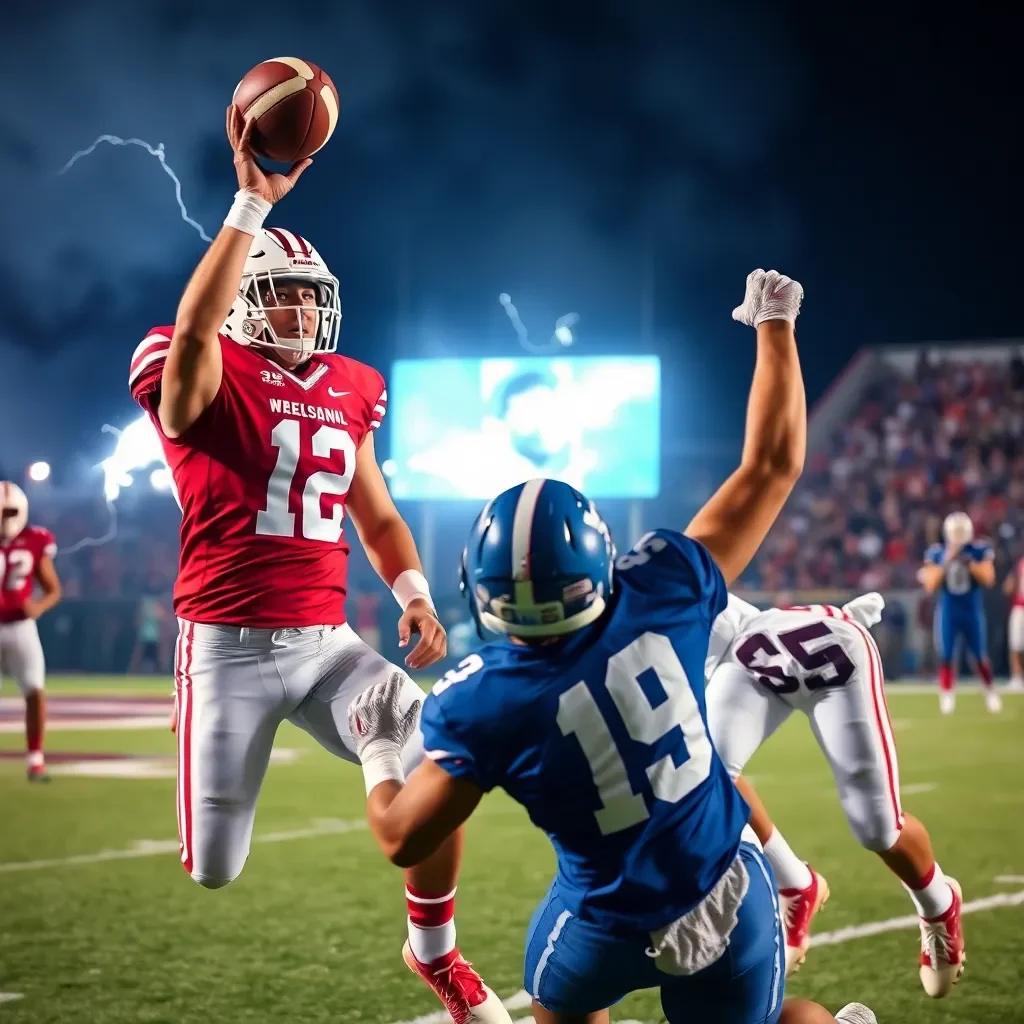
<box><xmin>745</xmin><ymin>350</ymin><xmax>1024</xmax><ymax>593</ymax></box>
<box><xmin>19</xmin><ymin>347</ymin><xmax>1024</xmax><ymax>677</ymax></box>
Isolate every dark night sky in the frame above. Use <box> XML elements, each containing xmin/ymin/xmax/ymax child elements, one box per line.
<box><xmin>1</xmin><ymin>0</ymin><xmax>1021</xmax><ymax>468</ymax></box>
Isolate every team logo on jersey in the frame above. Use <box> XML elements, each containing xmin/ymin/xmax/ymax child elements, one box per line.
<box><xmin>260</xmin><ymin>370</ymin><xmax>285</xmax><ymax>386</ymax></box>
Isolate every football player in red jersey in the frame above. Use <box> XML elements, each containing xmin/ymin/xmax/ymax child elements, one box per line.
<box><xmin>0</xmin><ymin>482</ymin><xmax>62</xmax><ymax>782</ymax></box>
<box><xmin>128</xmin><ymin>108</ymin><xmax>509</xmax><ymax>1024</ymax></box>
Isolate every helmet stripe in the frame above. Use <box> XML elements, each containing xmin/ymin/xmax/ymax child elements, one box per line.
<box><xmin>279</xmin><ymin>227</ymin><xmax>310</xmax><ymax>257</ymax></box>
<box><xmin>511</xmin><ymin>478</ymin><xmax>546</xmax><ymax>605</ymax></box>
<box><xmin>265</xmin><ymin>227</ymin><xmax>296</xmax><ymax>256</ymax></box>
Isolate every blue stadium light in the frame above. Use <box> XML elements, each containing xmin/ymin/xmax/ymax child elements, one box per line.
<box><xmin>27</xmin><ymin>461</ymin><xmax>51</xmax><ymax>482</ymax></box>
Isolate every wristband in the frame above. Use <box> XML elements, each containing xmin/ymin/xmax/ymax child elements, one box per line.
<box><xmin>359</xmin><ymin>740</ymin><xmax>406</xmax><ymax>796</ymax></box>
<box><xmin>224</xmin><ymin>189</ymin><xmax>272</xmax><ymax>236</ymax></box>
<box><xmin>392</xmin><ymin>569</ymin><xmax>434</xmax><ymax>612</ymax></box>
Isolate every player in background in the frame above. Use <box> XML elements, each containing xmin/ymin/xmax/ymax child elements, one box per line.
<box><xmin>129</xmin><ymin>108</ymin><xmax>507</xmax><ymax>1024</ymax></box>
<box><xmin>1001</xmin><ymin>558</ymin><xmax>1024</xmax><ymax>691</ymax></box>
<box><xmin>0</xmin><ymin>482</ymin><xmax>62</xmax><ymax>781</ymax></box>
<box><xmin>918</xmin><ymin>511</ymin><xmax>999</xmax><ymax>714</ymax></box>
<box><xmin>347</xmin><ymin>275</ymin><xmax>877</xmax><ymax>1023</ymax></box>
<box><xmin>704</xmin><ymin>594</ymin><xmax>965</xmax><ymax>998</ymax></box>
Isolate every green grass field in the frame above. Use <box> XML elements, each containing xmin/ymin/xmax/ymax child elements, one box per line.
<box><xmin>0</xmin><ymin>678</ymin><xmax>1021</xmax><ymax>1023</ymax></box>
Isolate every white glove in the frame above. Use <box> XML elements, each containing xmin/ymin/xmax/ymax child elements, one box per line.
<box><xmin>842</xmin><ymin>592</ymin><xmax>886</xmax><ymax>629</ymax></box>
<box><xmin>732</xmin><ymin>269</ymin><xmax>804</xmax><ymax>327</ymax></box>
<box><xmin>348</xmin><ymin>671</ymin><xmax>422</xmax><ymax>795</ymax></box>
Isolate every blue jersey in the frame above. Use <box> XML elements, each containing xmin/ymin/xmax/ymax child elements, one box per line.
<box><xmin>924</xmin><ymin>541</ymin><xmax>993</xmax><ymax>615</ymax></box>
<box><xmin>420</xmin><ymin>529</ymin><xmax>749</xmax><ymax>933</ymax></box>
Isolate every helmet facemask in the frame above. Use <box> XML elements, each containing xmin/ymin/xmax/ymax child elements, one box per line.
<box><xmin>240</xmin><ymin>270</ymin><xmax>341</xmax><ymax>363</ymax></box>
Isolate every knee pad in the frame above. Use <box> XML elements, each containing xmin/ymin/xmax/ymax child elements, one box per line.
<box><xmin>844</xmin><ymin>796</ymin><xmax>901</xmax><ymax>851</ymax></box>
<box><xmin>189</xmin><ymin>870</ymin><xmax>238</xmax><ymax>890</ymax></box>
<box><xmin>856</xmin><ymin>825</ymin><xmax>902</xmax><ymax>853</ymax></box>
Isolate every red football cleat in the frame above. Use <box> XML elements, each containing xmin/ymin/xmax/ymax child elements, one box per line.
<box><xmin>402</xmin><ymin>942</ymin><xmax>511</xmax><ymax>1024</ymax></box>
<box><xmin>26</xmin><ymin>763</ymin><xmax>51</xmax><ymax>783</ymax></box>
<box><xmin>779</xmin><ymin>870</ymin><xmax>829</xmax><ymax>976</ymax></box>
<box><xmin>919</xmin><ymin>877</ymin><xmax>965</xmax><ymax>997</ymax></box>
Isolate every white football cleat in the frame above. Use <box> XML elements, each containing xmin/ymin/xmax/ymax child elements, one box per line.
<box><xmin>1006</xmin><ymin>676</ymin><xmax>1024</xmax><ymax>693</ymax></box>
<box><xmin>919</xmin><ymin>877</ymin><xmax>966</xmax><ymax>998</ymax></box>
<box><xmin>779</xmin><ymin>870</ymin><xmax>829</xmax><ymax>976</ymax></box>
<box><xmin>835</xmin><ymin>1004</ymin><xmax>878</xmax><ymax>1024</ymax></box>
<box><xmin>939</xmin><ymin>691</ymin><xmax>955</xmax><ymax>715</ymax></box>
<box><xmin>985</xmin><ymin>689</ymin><xmax>1003</xmax><ymax>714</ymax></box>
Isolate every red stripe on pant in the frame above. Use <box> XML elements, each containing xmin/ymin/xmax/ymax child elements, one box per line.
<box><xmin>177</xmin><ymin>622</ymin><xmax>196</xmax><ymax>874</ymax></box>
<box><xmin>849</xmin><ymin>619</ymin><xmax>903</xmax><ymax>830</ymax></box>
<box><xmin>174</xmin><ymin>627</ymin><xmax>185</xmax><ymax>863</ymax></box>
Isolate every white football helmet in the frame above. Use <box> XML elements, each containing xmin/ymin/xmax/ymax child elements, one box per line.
<box><xmin>0</xmin><ymin>481</ymin><xmax>28</xmax><ymax>540</ymax></box>
<box><xmin>221</xmin><ymin>227</ymin><xmax>341</xmax><ymax>361</ymax></box>
<box><xmin>943</xmin><ymin>511</ymin><xmax>974</xmax><ymax>546</ymax></box>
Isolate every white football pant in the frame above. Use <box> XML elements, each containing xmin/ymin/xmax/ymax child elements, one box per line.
<box><xmin>0</xmin><ymin>619</ymin><xmax>46</xmax><ymax>695</ymax></box>
<box><xmin>174</xmin><ymin>619</ymin><xmax>425</xmax><ymax>888</ymax></box>
<box><xmin>1008</xmin><ymin>607</ymin><xmax>1024</xmax><ymax>653</ymax></box>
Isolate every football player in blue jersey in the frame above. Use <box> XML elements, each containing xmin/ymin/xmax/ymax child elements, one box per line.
<box><xmin>350</xmin><ymin>271</ymin><xmax>875</xmax><ymax>1024</ymax></box>
<box><xmin>919</xmin><ymin>511</ymin><xmax>1000</xmax><ymax>715</ymax></box>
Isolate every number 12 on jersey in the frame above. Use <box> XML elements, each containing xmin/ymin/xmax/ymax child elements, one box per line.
<box><xmin>256</xmin><ymin>419</ymin><xmax>357</xmax><ymax>543</ymax></box>
<box><xmin>557</xmin><ymin>632</ymin><xmax>712</xmax><ymax>836</ymax></box>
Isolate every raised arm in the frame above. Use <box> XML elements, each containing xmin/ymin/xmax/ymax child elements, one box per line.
<box><xmin>158</xmin><ymin>107</ymin><xmax>311</xmax><ymax>438</ymax></box>
<box><xmin>685</xmin><ymin>270</ymin><xmax>806</xmax><ymax>584</ymax></box>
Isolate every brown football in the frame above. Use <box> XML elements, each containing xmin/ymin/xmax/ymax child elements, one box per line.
<box><xmin>232</xmin><ymin>57</ymin><xmax>339</xmax><ymax>163</ymax></box>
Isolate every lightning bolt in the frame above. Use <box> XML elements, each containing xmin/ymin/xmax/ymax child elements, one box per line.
<box><xmin>499</xmin><ymin>293</ymin><xmax>579</xmax><ymax>353</ymax></box>
<box><xmin>58</xmin><ymin>135</ymin><xmax>212</xmax><ymax>242</ymax></box>
<box><xmin>58</xmin><ymin>501</ymin><xmax>118</xmax><ymax>557</ymax></box>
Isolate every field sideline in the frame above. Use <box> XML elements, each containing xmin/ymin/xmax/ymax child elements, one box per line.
<box><xmin>0</xmin><ymin>677</ymin><xmax>1021</xmax><ymax>1022</ymax></box>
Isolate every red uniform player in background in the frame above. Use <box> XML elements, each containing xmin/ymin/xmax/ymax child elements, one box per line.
<box><xmin>128</xmin><ymin>107</ymin><xmax>508</xmax><ymax>1024</ymax></box>
<box><xmin>0</xmin><ymin>482</ymin><xmax>62</xmax><ymax>781</ymax></box>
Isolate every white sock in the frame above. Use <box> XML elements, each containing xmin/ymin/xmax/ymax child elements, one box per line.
<box><xmin>408</xmin><ymin>920</ymin><xmax>457</xmax><ymax>964</ymax></box>
<box><xmin>764</xmin><ymin>828</ymin><xmax>813</xmax><ymax>891</ymax></box>
<box><xmin>26</xmin><ymin>750</ymin><xmax>45</xmax><ymax>769</ymax></box>
<box><xmin>905</xmin><ymin>863</ymin><xmax>953</xmax><ymax>919</ymax></box>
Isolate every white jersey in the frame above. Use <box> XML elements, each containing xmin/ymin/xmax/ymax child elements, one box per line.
<box><xmin>706</xmin><ymin>593</ymin><xmax>762</xmax><ymax>680</ymax></box>
<box><xmin>721</xmin><ymin>604</ymin><xmax>861</xmax><ymax>694</ymax></box>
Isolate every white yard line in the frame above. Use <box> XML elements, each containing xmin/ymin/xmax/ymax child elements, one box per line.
<box><xmin>811</xmin><ymin>888</ymin><xmax>1024</xmax><ymax>946</ymax></box>
<box><xmin>883</xmin><ymin>683</ymin><xmax>1024</xmax><ymax>695</ymax></box>
<box><xmin>0</xmin><ymin>994</ymin><xmax>24</xmax><ymax>1004</ymax></box>
<box><xmin>900</xmin><ymin>782</ymin><xmax>936</xmax><ymax>796</ymax></box>
<box><xmin>0</xmin><ymin>716</ymin><xmax>170</xmax><ymax>733</ymax></box>
<box><xmin>393</xmin><ymin>887</ymin><xmax>1024</xmax><ymax>1024</ymax></box>
<box><xmin>0</xmin><ymin>818</ymin><xmax>366</xmax><ymax>874</ymax></box>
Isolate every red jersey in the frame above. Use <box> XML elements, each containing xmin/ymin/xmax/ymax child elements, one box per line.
<box><xmin>0</xmin><ymin>526</ymin><xmax>57</xmax><ymax>623</ymax></box>
<box><xmin>129</xmin><ymin>328</ymin><xmax>388</xmax><ymax>627</ymax></box>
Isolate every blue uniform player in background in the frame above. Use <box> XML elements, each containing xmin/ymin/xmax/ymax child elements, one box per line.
<box><xmin>349</xmin><ymin>272</ymin><xmax>875</xmax><ymax>1023</ymax></box>
<box><xmin>919</xmin><ymin>511</ymin><xmax>999</xmax><ymax>716</ymax></box>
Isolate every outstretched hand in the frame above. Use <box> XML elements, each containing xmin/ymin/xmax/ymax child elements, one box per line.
<box><xmin>225</xmin><ymin>104</ymin><xmax>311</xmax><ymax>204</ymax></box>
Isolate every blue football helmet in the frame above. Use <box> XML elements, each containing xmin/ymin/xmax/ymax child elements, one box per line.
<box><xmin>460</xmin><ymin>478</ymin><xmax>616</xmax><ymax>638</ymax></box>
